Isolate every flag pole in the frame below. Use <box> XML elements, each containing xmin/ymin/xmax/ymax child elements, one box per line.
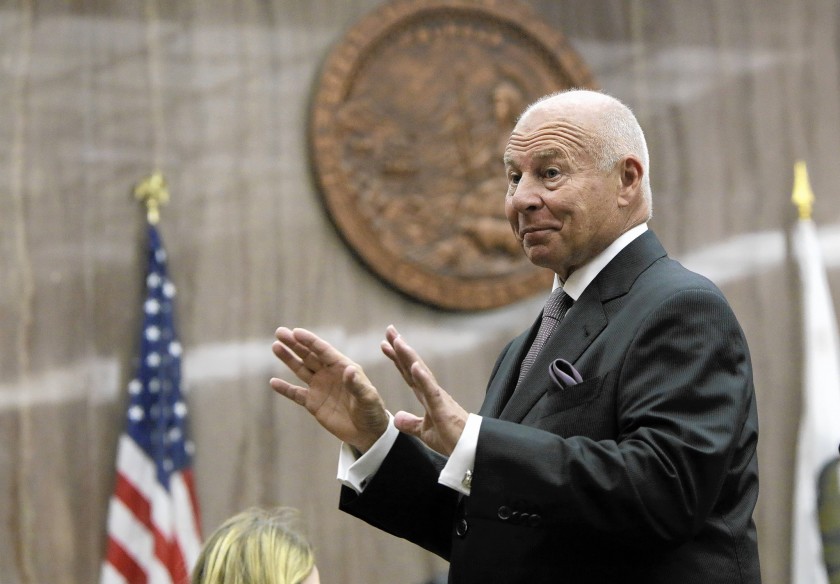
<box><xmin>791</xmin><ymin>160</ymin><xmax>814</xmax><ymax>221</ymax></box>
<box><xmin>101</xmin><ymin>173</ymin><xmax>202</xmax><ymax>584</ymax></box>
<box><xmin>133</xmin><ymin>171</ymin><xmax>169</xmax><ymax>225</ymax></box>
<box><xmin>790</xmin><ymin>161</ymin><xmax>840</xmax><ymax>584</ymax></box>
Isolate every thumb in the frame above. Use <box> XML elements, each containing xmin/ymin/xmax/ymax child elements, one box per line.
<box><xmin>394</xmin><ymin>410</ymin><xmax>424</xmax><ymax>436</ymax></box>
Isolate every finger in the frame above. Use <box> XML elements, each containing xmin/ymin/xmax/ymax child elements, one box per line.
<box><xmin>384</xmin><ymin>325</ymin><xmax>425</xmax><ymax>385</ymax></box>
<box><xmin>385</xmin><ymin>324</ymin><xmax>400</xmax><ymax>344</ymax></box>
<box><xmin>390</xmin><ymin>328</ymin><xmax>424</xmax><ymax>367</ymax></box>
<box><xmin>292</xmin><ymin>328</ymin><xmax>354</xmax><ymax>372</ymax></box>
<box><xmin>274</xmin><ymin>326</ymin><xmax>293</xmax><ymax>342</ymax></box>
<box><xmin>380</xmin><ymin>328</ymin><xmax>398</xmax><ymax>364</ymax></box>
<box><xmin>276</xmin><ymin>327</ymin><xmax>330</xmax><ymax>375</ymax></box>
<box><xmin>275</xmin><ymin>327</ymin><xmax>324</xmax><ymax>374</ymax></box>
<box><xmin>277</xmin><ymin>328</ymin><xmax>330</xmax><ymax>373</ymax></box>
<box><xmin>381</xmin><ymin>338</ymin><xmax>414</xmax><ymax>387</ymax></box>
<box><xmin>381</xmin><ymin>325</ymin><xmax>399</xmax><ymax>360</ymax></box>
<box><xmin>275</xmin><ymin>327</ymin><xmax>312</xmax><ymax>360</ymax></box>
<box><xmin>386</xmin><ymin>333</ymin><xmax>437</xmax><ymax>412</ymax></box>
<box><xmin>269</xmin><ymin>376</ymin><xmax>309</xmax><ymax>407</ymax></box>
<box><xmin>393</xmin><ymin>410</ymin><xmax>424</xmax><ymax>437</ymax></box>
<box><xmin>392</xmin><ymin>334</ymin><xmax>437</xmax><ymax>388</ymax></box>
<box><xmin>407</xmin><ymin>360</ymin><xmax>439</xmax><ymax>412</ymax></box>
<box><xmin>410</xmin><ymin>361</ymin><xmax>441</xmax><ymax>398</ymax></box>
<box><xmin>272</xmin><ymin>340</ymin><xmax>313</xmax><ymax>383</ymax></box>
<box><xmin>380</xmin><ymin>339</ymin><xmax>396</xmax><ymax>362</ymax></box>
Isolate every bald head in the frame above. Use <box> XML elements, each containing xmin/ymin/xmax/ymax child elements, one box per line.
<box><xmin>519</xmin><ymin>90</ymin><xmax>652</xmax><ymax>216</ymax></box>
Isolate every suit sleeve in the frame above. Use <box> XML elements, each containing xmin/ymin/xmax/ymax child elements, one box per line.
<box><xmin>470</xmin><ymin>288</ymin><xmax>756</xmax><ymax>550</ymax></box>
<box><xmin>338</xmin><ymin>432</ymin><xmax>461</xmax><ymax>559</ymax></box>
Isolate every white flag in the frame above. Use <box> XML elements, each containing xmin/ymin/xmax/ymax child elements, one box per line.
<box><xmin>791</xmin><ymin>213</ymin><xmax>840</xmax><ymax>584</ymax></box>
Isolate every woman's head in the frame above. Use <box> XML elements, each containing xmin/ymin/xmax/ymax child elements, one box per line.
<box><xmin>192</xmin><ymin>507</ymin><xmax>319</xmax><ymax>584</ymax></box>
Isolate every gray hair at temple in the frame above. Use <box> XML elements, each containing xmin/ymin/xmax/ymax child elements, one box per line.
<box><xmin>521</xmin><ymin>89</ymin><xmax>653</xmax><ymax>218</ymax></box>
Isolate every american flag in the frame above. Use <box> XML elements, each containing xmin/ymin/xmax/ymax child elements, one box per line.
<box><xmin>101</xmin><ymin>224</ymin><xmax>202</xmax><ymax>584</ymax></box>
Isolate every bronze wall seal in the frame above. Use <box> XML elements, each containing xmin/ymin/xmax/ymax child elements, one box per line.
<box><xmin>309</xmin><ymin>0</ymin><xmax>596</xmax><ymax>310</ymax></box>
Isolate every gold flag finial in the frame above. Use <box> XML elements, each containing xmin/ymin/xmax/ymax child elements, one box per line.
<box><xmin>792</xmin><ymin>161</ymin><xmax>815</xmax><ymax>220</ymax></box>
<box><xmin>133</xmin><ymin>172</ymin><xmax>169</xmax><ymax>225</ymax></box>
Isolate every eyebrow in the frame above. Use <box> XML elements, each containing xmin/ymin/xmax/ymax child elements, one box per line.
<box><xmin>503</xmin><ymin>147</ymin><xmax>563</xmax><ymax>167</ymax></box>
<box><xmin>533</xmin><ymin>148</ymin><xmax>562</xmax><ymax>160</ymax></box>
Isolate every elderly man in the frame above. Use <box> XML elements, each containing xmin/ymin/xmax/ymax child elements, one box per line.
<box><xmin>271</xmin><ymin>89</ymin><xmax>761</xmax><ymax>583</ymax></box>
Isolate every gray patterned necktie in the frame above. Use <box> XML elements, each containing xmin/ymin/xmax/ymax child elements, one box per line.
<box><xmin>517</xmin><ymin>288</ymin><xmax>572</xmax><ymax>386</ymax></box>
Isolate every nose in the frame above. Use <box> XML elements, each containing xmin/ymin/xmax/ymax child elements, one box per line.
<box><xmin>510</xmin><ymin>173</ymin><xmax>543</xmax><ymax>213</ymax></box>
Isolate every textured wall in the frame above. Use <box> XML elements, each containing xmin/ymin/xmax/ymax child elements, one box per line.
<box><xmin>2</xmin><ymin>0</ymin><xmax>840</xmax><ymax>582</ymax></box>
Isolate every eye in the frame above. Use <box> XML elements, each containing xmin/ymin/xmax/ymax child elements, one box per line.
<box><xmin>508</xmin><ymin>172</ymin><xmax>521</xmax><ymax>185</ymax></box>
<box><xmin>544</xmin><ymin>167</ymin><xmax>562</xmax><ymax>179</ymax></box>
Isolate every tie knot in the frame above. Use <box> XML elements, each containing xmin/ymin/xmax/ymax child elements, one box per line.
<box><xmin>543</xmin><ymin>288</ymin><xmax>571</xmax><ymax>321</ymax></box>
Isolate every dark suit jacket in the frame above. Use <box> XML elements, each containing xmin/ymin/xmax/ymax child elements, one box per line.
<box><xmin>340</xmin><ymin>231</ymin><xmax>761</xmax><ymax>583</ymax></box>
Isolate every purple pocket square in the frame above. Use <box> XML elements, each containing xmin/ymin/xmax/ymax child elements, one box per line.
<box><xmin>549</xmin><ymin>359</ymin><xmax>583</xmax><ymax>389</ymax></box>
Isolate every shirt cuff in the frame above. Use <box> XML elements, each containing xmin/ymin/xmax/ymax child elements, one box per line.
<box><xmin>337</xmin><ymin>412</ymin><xmax>399</xmax><ymax>494</ymax></box>
<box><xmin>438</xmin><ymin>413</ymin><xmax>482</xmax><ymax>496</ymax></box>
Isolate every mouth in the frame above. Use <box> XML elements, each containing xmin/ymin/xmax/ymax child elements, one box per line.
<box><xmin>520</xmin><ymin>226</ymin><xmax>552</xmax><ymax>235</ymax></box>
<box><xmin>519</xmin><ymin>224</ymin><xmax>560</xmax><ymax>241</ymax></box>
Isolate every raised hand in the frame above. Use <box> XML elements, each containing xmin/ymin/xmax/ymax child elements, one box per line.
<box><xmin>270</xmin><ymin>327</ymin><xmax>389</xmax><ymax>453</ymax></box>
<box><xmin>380</xmin><ymin>325</ymin><xmax>468</xmax><ymax>456</ymax></box>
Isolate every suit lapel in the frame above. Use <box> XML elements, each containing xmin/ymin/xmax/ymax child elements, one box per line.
<box><xmin>496</xmin><ymin>230</ymin><xmax>668</xmax><ymax>424</ymax></box>
<box><xmin>499</xmin><ymin>293</ymin><xmax>607</xmax><ymax>422</ymax></box>
<box><xmin>478</xmin><ymin>322</ymin><xmax>536</xmax><ymax>418</ymax></box>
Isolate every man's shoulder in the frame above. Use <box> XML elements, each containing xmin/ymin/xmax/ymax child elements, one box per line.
<box><xmin>598</xmin><ymin>231</ymin><xmax>725</xmax><ymax>302</ymax></box>
<box><xmin>642</xmin><ymin>255</ymin><xmax>725</xmax><ymax>298</ymax></box>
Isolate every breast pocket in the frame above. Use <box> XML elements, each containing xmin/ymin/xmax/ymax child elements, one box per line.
<box><xmin>529</xmin><ymin>373</ymin><xmax>617</xmax><ymax>439</ymax></box>
<box><xmin>534</xmin><ymin>375</ymin><xmax>603</xmax><ymax>418</ymax></box>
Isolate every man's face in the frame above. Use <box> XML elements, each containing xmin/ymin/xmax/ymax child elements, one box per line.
<box><xmin>503</xmin><ymin>105</ymin><xmax>622</xmax><ymax>281</ymax></box>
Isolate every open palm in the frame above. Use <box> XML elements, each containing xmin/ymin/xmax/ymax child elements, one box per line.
<box><xmin>271</xmin><ymin>327</ymin><xmax>388</xmax><ymax>453</ymax></box>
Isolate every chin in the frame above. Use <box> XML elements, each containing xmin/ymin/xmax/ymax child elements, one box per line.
<box><xmin>524</xmin><ymin>248</ymin><xmax>555</xmax><ymax>269</ymax></box>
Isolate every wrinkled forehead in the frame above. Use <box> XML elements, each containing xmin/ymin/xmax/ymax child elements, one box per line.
<box><xmin>503</xmin><ymin>119</ymin><xmax>592</xmax><ymax>167</ymax></box>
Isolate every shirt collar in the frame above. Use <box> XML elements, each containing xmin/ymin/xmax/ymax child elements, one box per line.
<box><xmin>553</xmin><ymin>223</ymin><xmax>649</xmax><ymax>301</ymax></box>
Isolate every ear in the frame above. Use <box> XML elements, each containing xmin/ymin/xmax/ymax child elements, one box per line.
<box><xmin>616</xmin><ymin>155</ymin><xmax>644</xmax><ymax>207</ymax></box>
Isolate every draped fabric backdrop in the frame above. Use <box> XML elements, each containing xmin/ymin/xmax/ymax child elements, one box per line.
<box><xmin>2</xmin><ymin>1</ymin><xmax>840</xmax><ymax>582</ymax></box>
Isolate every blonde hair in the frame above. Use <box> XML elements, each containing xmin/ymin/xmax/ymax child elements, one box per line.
<box><xmin>191</xmin><ymin>507</ymin><xmax>316</xmax><ymax>584</ymax></box>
